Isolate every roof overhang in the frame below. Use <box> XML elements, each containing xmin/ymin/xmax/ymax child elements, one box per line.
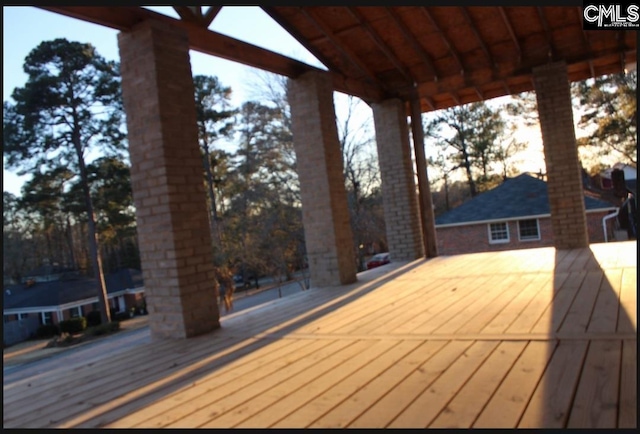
<box><xmin>38</xmin><ymin>6</ymin><xmax>636</xmax><ymax>112</ymax></box>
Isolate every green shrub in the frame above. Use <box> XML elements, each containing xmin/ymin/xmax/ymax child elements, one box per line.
<box><xmin>36</xmin><ymin>324</ymin><xmax>60</xmax><ymax>339</ymax></box>
<box><xmin>59</xmin><ymin>317</ymin><xmax>87</xmax><ymax>335</ymax></box>
<box><xmin>84</xmin><ymin>321</ymin><xmax>120</xmax><ymax>337</ymax></box>
<box><xmin>86</xmin><ymin>310</ymin><xmax>102</xmax><ymax>327</ymax></box>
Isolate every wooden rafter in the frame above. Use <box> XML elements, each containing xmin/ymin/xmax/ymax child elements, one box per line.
<box><xmin>498</xmin><ymin>7</ymin><xmax>521</xmax><ymax>64</ymax></box>
<box><xmin>460</xmin><ymin>7</ymin><xmax>496</xmax><ymax>78</ymax></box>
<box><xmin>202</xmin><ymin>6</ymin><xmax>222</xmax><ymax>27</ymax></box>
<box><xmin>37</xmin><ymin>6</ymin><xmax>385</xmax><ymax>103</ymax></box>
<box><xmin>346</xmin><ymin>6</ymin><xmax>415</xmax><ymax>85</ymax></box>
<box><xmin>174</xmin><ymin>6</ymin><xmax>220</xmax><ymax>28</ymax></box>
<box><xmin>536</xmin><ymin>7</ymin><xmax>555</xmax><ymax>60</ymax></box>
<box><xmin>385</xmin><ymin>7</ymin><xmax>438</xmax><ymax>82</ymax></box>
<box><xmin>298</xmin><ymin>7</ymin><xmax>390</xmax><ymax>93</ymax></box>
<box><xmin>420</xmin><ymin>7</ymin><xmax>464</xmax><ymax>76</ymax></box>
<box><xmin>473</xmin><ymin>87</ymin><xmax>484</xmax><ymax>100</ymax></box>
<box><xmin>173</xmin><ymin>6</ymin><xmax>200</xmax><ymax>24</ymax></box>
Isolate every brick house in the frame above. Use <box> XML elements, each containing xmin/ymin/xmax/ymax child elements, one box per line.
<box><xmin>434</xmin><ymin>173</ymin><xmax>619</xmax><ymax>256</ymax></box>
<box><xmin>3</xmin><ymin>268</ymin><xmax>146</xmax><ymax>346</ymax></box>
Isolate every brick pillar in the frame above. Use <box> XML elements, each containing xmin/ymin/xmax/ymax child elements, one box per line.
<box><xmin>288</xmin><ymin>71</ymin><xmax>357</xmax><ymax>287</ymax></box>
<box><xmin>118</xmin><ymin>20</ymin><xmax>220</xmax><ymax>339</ymax></box>
<box><xmin>533</xmin><ymin>61</ymin><xmax>589</xmax><ymax>249</ymax></box>
<box><xmin>372</xmin><ymin>99</ymin><xmax>424</xmax><ymax>261</ymax></box>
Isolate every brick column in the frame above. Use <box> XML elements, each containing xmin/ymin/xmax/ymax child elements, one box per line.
<box><xmin>118</xmin><ymin>20</ymin><xmax>220</xmax><ymax>339</ymax></box>
<box><xmin>533</xmin><ymin>61</ymin><xmax>589</xmax><ymax>249</ymax></box>
<box><xmin>288</xmin><ymin>71</ymin><xmax>357</xmax><ymax>287</ymax></box>
<box><xmin>372</xmin><ymin>99</ymin><xmax>424</xmax><ymax>261</ymax></box>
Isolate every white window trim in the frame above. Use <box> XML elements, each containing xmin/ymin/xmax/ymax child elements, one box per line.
<box><xmin>41</xmin><ymin>311</ymin><xmax>53</xmax><ymax>325</ymax></box>
<box><xmin>488</xmin><ymin>222</ymin><xmax>510</xmax><ymax>244</ymax></box>
<box><xmin>518</xmin><ymin>219</ymin><xmax>541</xmax><ymax>241</ymax></box>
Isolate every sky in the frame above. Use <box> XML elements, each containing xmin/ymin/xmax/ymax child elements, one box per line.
<box><xmin>2</xmin><ymin>5</ymin><xmax>330</xmax><ymax>196</ymax></box>
<box><xmin>2</xmin><ymin>6</ymin><xmax>549</xmax><ymax>198</ymax></box>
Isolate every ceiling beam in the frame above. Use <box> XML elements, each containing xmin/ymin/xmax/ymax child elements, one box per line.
<box><xmin>202</xmin><ymin>6</ymin><xmax>222</xmax><ymax>27</ymax></box>
<box><xmin>420</xmin><ymin>7</ymin><xmax>465</xmax><ymax>76</ymax></box>
<box><xmin>346</xmin><ymin>7</ymin><xmax>415</xmax><ymax>85</ymax></box>
<box><xmin>384</xmin><ymin>7</ymin><xmax>439</xmax><ymax>82</ymax></box>
<box><xmin>498</xmin><ymin>7</ymin><xmax>521</xmax><ymax>64</ymax></box>
<box><xmin>460</xmin><ymin>7</ymin><xmax>496</xmax><ymax>81</ymax></box>
<box><xmin>536</xmin><ymin>7</ymin><xmax>555</xmax><ymax>60</ymax></box>
<box><xmin>297</xmin><ymin>7</ymin><xmax>391</xmax><ymax>93</ymax></box>
<box><xmin>38</xmin><ymin>6</ymin><xmax>385</xmax><ymax>103</ymax></box>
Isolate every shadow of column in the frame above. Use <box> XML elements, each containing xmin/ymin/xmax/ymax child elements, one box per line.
<box><xmin>519</xmin><ymin>243</ymin><xmax>636</xmax><ymax>428</ymax></box>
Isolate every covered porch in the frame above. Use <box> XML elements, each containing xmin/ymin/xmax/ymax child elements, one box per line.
<box><xmin>3</xmin><ymin>241</ymin><xmax>636</xmax><ymax>428</ymax></box>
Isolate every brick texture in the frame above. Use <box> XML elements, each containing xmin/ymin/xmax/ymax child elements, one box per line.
<box><xmin>118</xmin><ymin>20</ymin><xmax>220</xmax><ymax>340</ymax></box>
<box><xmin>436</xmin><ymin>212</ymin><xmax>613</xmax><ymax>255</ymax></box>
<box><xmin>533</xmin><ymin>62</ymin><xmax>589</xmax><ymax>249</ymax></box>
<box><xmin>288</xmin><ymin>71</ymin><xmax>357</xmax><ymax>287</ymax></box>
<box><xmin>372</xmin><ymin>99</ymin><xmax>424</xmax><ymax>261</ymax></box>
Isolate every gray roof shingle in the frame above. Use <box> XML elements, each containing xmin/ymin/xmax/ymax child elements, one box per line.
<box><xmin>3</xmin><ymin>268</ymin><xmax>143</xmax><ymax>311</ymax></box>
<box><xmin>435</xmin><ymin>173</ymin><xmax>617</xmax><ymax>226</ymax></box>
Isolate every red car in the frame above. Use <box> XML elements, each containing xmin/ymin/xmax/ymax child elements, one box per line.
<box><xmin>366</xmin><ymin>252</ymin><xmax>390</xmax><ymax>270</ymax></box>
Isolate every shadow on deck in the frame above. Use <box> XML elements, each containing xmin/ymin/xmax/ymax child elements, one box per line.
<box><xmin>3</xmin><ymin>241</ymin><xmax>636</xmax><ymax>428</ymax></box>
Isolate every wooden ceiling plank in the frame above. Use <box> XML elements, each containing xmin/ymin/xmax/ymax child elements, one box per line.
<box><xmin>346</xmin><ymin>6</ymin><xmax>415</xmax><ymax>85</ymax></box>
<box><xmin>498</xmin><ymin>7</ymin><xmax>521</xmax><ymax>63</ymax></box>
<box><xmin>420</xmin><ymin>7</ymin><xmax>464</xmax><ymax>76</ymax></box>
<box><xmin>298</xmin><ymin>7</ymin><xmax>389</xmax><ymax>93</ymax></box>
<box><xmin>460</xmin><ymin>7</ymin><xmax>496</xmax><ymax>74</ymax></box>
<box><xmin>385</xmin><ymin>7</ymin><xmax>439</xmax><ymax>81</ymax></box>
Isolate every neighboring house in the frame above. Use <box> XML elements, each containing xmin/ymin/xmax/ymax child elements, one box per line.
<box><xmin>435</xmin><ymin>173</ymin><xmax>619</xmax><ymax>256</ymax></box>
<box><xmin>598</xmin><ymin>163</ymin><xmax>637</xmax><ymax>191</ymax></box>
<box><xmin>3</xmin><ymin>268</ymin><xmax>145</xmax><ymax>346</ymax></box>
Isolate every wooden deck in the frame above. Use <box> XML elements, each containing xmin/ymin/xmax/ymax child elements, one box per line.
<box><xmin>3</xmin><ymin>241</ymin><xmax>636</xmax><ymax>428</ymax></box>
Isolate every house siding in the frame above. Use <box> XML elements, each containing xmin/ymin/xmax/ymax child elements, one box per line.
<box><xmin>436</xmin><ymin>211</ymin><xmax>614</xmax><ymax>255</ymax></box>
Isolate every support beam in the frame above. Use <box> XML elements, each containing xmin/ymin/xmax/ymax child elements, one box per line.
<box><xmin>288</xmin><ymin>71</ymin><xmax>357</xmax><ymax>287</ymax></box>
<box><xmin>118</xmin><ymin>19</ymin><xmax>220</xmax><ymax>339</ymax></box>
<box><xmin>409</xmin><ymin>95</ymin><xmax>438</xmax><ymax>258</ymax></box>
<box><xmin>532</xmin><ymin>61</ymin><xmax>589</xmax><ymax>249</ymax></box>
<box><xmin>372</xmin><ymin>98</ymin><xmax>424</xmax><ymax>262</ymax></box>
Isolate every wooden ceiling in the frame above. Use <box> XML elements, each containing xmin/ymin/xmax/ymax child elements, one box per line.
<box><xmin>40</xmin><ymin>6</ymin><xmax>636</xmax><ymax>113</ymax></box>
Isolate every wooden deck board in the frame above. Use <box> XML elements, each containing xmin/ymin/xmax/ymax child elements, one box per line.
<box><xmin>518</xmin><ymin>340</ymin><xmax>589</xmax><ymax>428</ymax></box>
<box><xmin>388</xmin><ymin>340</ymin><xmax>500</xmax><ymax>428</ymax></box>
<box><xmin>473</xmin><ymin>340</ymin><xmax>558</xmax><ymax>428</ymax></box>
<box><xmin>262</xmin><ymin>341</ymin><xmax>428</xmax><ymax>428</ymax></box>
<box><xmin>428</xmin><ymin>340</ymin><xmax>528</xmax><ymax>428</ymax></box>
<box><xmin>3</xmin><ymin>241</ymin><xmax>636</xmax><ymax>429</ymax></box>
<box><xmin>344</xmin><ymin>340</ymin><xmax>473</xmax><ymax>428</ymax></box>
<box><xmin>304</xmin><ymin>341</ymin><xmax>447</xmax><ymax>428</ymax></box>
<box><xmin>618</xmin><ymin>339</ymin><xmax>637</xmax><ymax>428</ymax></box>
<box><xmin>567</xmin><ymin>340</ymin><xmax>621</xmax><ymax>428</ymax></box>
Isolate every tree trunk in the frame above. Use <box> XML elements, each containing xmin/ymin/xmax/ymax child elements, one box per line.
<box><xmin>73</xmin><ymin>131</ymin><xmax>111</xmax><ymax>324</ymax></box>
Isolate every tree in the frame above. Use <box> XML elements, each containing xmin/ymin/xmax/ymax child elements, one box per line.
<box><xmin>573</xmin><ymin>70</ymin><xmax>637</xmax><ymax>167</ymax></box>
<box><xmin>193</xmin><ymin>75</ymin><xmax>236</xmax><ymax>246</ymax></box>
<box><xmin>18</xmin><ymin>167</ymin><xmax>76</xmax><ymax>269</ymax></box>
<box><xmin>425</xmin><ymin>103</ymin><xmax>483</xmax><ymax>197</ymax></box>
<box><xmin>336</xmin><ymin>95</ymin><xmax>384</xmax><ymax>270</ymax></box>
<box><xmin>3</xmin><ymin>39</ymin><xmax>125</xmax><ymax>324</ymax></box>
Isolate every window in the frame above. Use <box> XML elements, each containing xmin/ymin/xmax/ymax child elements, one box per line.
<box><xmin>18</xmin><ymin>313</ymin><xmax>28</xmax><ymax>322</ymax></box>
<box><xmin>70</xmin><ymin>306</ymin><xmax>82</xmax><ymax>318</ymax></box>
<box><xmin>488</xmin><ymin>222</ymin><xmax>510</xmax><ymax>244</ymax></box>
<box><xmin>518</xmin><ymin>219</ymin><xmax>540</xmax><ymax>241</ymax></box>
<box><xmin>41</xmin><ymin>312</ymin><xmax>53</xmax><ymax>325</ymax></box>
